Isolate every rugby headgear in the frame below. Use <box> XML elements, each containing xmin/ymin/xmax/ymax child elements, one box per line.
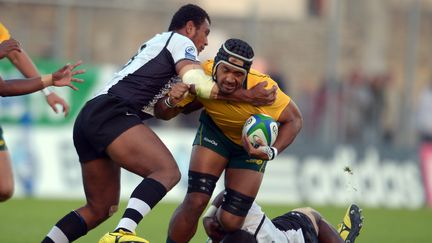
<box><xmin>212</xmin><ymin>38</ymin><xmax>254</xmax><ymax>84</ymax></box>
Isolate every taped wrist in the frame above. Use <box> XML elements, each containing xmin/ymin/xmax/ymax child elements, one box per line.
<box><xmin>269</xmin><ymin>147</ymin><xmax>278</xmax><ymax>160</ymax></box>
<box><xmin>164</xmin><ymin>96</ymin><xmax>176</xmax><ymax>108</ymax></box>
<box><xmin>258</xmin><ymin>146</ymin><xmax>278</xmax><ymax>160</ymax></box>
<box><xmin>42</xmin><ymin>87</ymin><xmax>52</xmax><ymax>96</ymax></box>
<box><xmin>41</xmin><ymin>74</ymin><xmax>53</xmax><ymax>87</ymax></box>
<box><xmin>182</xmin><ymin>69</ymin><xmax>215</xmax><ymax>98</ymax></box>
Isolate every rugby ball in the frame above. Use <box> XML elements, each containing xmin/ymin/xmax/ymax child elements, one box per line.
<box><xmin>242</xmin><ymin>114</ymin><xmax>278</xmax><ymax>147</ymax></box>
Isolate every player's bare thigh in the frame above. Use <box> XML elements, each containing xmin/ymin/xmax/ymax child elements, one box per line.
<box><xmin>106</xmin><ymin>124</ymin><xmax>179</xmax><ymax>188</ymax></box>
<box><xmin>0</xmin><ymin>150</ymin><xmax>14</xmax><ymax>200</ymax></box>
<box><xmin>292</xmin><ymin>207</ymin><xmax>319</xmax><ymax>235</ymax></box>
<box><xmin>189</xmin><ymin>145</ymin><xmax>228</xmax><ymax>176</ymax></box>
<box><xmin>225</xmin><ymin>168</ymin><xmax>264</xmax><ymax>197</ymax></box>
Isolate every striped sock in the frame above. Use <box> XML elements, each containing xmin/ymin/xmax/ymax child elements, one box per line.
<box><xmin>116</xmin><ymin>178</ymin><xmax>167</xmax><ymax>232</ymax></box>
<box><xmin>42</xmin><ymin>211</ymin><xmax>87</xmax><ymax>243</ymax></box>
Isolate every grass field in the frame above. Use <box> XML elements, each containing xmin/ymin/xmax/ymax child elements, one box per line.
<box><xmin>1</xmin><ymin>198</ymin><xmax>432</xmax><ymax>243</ymax></box>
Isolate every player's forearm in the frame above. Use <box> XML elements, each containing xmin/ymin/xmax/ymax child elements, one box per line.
<box><xmin>273</xmin><ymin>100</ymin><xmax>303</xmax><ymax>153</ymax></box>
<box><xmin>154</xmin><ymin>96</ymin><xmax>184</xmax><ymax>120</ymax></box>
<box><xmin>272</xmin><ymin>121</ymin><xmax>302</xmax><ymax>154</ymax></box>
<box><xmin>216</xmin><ymin>88</ymin><xmax>253</xmax><ymax>103</ymax></box>
<box><xmin>7</xmin><ymin>49</ymin><xmax>40</xmax><ymax>78</ymax></box>
<box><xmin>0</xmin><ymin>76</ymin><xmax>46</xmax><ymax>97</ymax></box>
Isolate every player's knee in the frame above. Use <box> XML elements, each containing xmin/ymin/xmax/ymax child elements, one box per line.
<box><xmin>184</xmin><ymin>193</ymin><xmax>211</xmax><ymax>213</ymax></box>
<box><xmin>0</xmin><ymin>185</ymin><xmax>14</xmax><ymax>202</ymax></box>
<box><xmin>89</xmin><ymin>203</ymin><xmax>119</xmax><ymax>223</ymax></box>
<box><xmin>187</xmin><ymin>171</ymin><xmax>219</xmax><ymax>196</ymax></box>
<box><xmin>167</xmin><ymin>166</ymin><xmax>181</xmax><ymax>187</ymax></box>
<box><xmin>219</xmin><ymin>188</ymin><xmax>255</xmax><ymax>231</ymax></box>
<box><xmin>221</xmin><ymin>188</ymin><xmax>254</xmax><ymax>218</ymax></box>
<box><xmin>218</xmin><ymin>212</ymin><xmax>244</xmax><ymax>232</ymax></box>
<box><xmin>0</xmin><ymin>190</ymin><xmax>13</xmax><ymax>202</ymax></box>
<box><xmin>154</xmin><ymin>165</ymin><xmax>181</xmax><ymax>190</ymax></box>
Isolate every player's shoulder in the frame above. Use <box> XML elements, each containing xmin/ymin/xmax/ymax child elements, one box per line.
<box><xmin>201</xmin><ymin>59</ymin><xmax>214</xmax><ymax>74</ymax></box>
<box><xmin>171</xmin><ymin>32</ymin><xmax>194</xmax><ymax>45</ymax></box>
<box><xmin>0</xmin><ymin>22</ymin><xmax>11</xmax><ymax>43</ymax></box>
<box><xmin>247</xmin><ymin>68</ymin><xmax>278</xmax><ymax>87</ymax></box>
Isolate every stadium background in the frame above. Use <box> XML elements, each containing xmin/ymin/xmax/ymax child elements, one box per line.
<box><xmin>0</xmin><ymin>0</ymin><xmax>432</xmax><ymax>242</ymax></box>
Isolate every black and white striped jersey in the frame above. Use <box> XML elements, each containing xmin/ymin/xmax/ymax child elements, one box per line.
<box><xmin>94</xmin><ymin>31</ymin><xmax>199</xmax><ymax>117</ymax></box>
<box><xmin>242</xmin><ymin>202</ymin><xmax>305</xmax><ymax>243</ymax></box>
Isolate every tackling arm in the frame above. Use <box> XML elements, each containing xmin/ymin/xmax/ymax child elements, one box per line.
<box><xmin>176</xmin><ymin>60</ymin><xmax>276</xmax><ymax>106</ymax></box>
<box><xmin>154</xmin><ymin>82</ymin><xmax>203</xmax><ymax>120</ymax></box>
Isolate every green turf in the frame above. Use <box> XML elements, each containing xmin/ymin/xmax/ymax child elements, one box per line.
<box><xmin>1</xmin><ymin>198</ymin><xmax>431</xmax><ymax>242</ymax></box>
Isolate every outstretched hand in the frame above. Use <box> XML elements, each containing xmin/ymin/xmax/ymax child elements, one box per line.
<box><xmin>45</xmin><ymin>92</ymin><xmax>70</xmax><ymax>117</ymax></box>
<box><xmin>0</xmin><ymin>38</ymin><xmax>21</xmax><ymax>59</ymax></box>
<box><xmin>52</xmin><ymin>60</ymin><xmax>85</xmax><ymax>90</ymax></box>
<box><xmin>247</xmin><ymin>81</ymin><xmax>277</xmax><ymax>106</ymax></box>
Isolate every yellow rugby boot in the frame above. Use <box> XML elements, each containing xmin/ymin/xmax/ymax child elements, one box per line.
<box><xmin>337</xmin><ymin>204</ymin><xmax>364</xmax><ymax>243</ymax></box>
<box><xmin>98</xmin><ymin>229</ymin><xmax>149</xmax><ymax>243</ymax></box>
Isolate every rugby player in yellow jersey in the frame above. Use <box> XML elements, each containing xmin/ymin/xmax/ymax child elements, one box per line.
<box><xmin>0</xmin><ymin>22</ymin><xmax>85</xmax><ymax>202</ymax></box>
<box><xmin>154</xmin><ymin>38</ymin><xmax>303</xmax><ymax>243</ymax></box>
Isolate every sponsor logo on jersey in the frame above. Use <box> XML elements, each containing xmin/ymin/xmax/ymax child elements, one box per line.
<box><xmin>203</xmin><ymin>137</ymin><xmax>218</xmax><ymax>146</ymax></box>
<box><xmin>246</xmin><ymin>158</ymin><xmax>264</xmax><ymax>165</ymax></box>
<box><xmin>185</xmin><ymin>46</ymin><xmax>196</xmax><ymax>60</ymax></box>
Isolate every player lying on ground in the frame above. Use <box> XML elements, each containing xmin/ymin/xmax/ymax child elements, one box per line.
<box><xmin>203</xmin><ymin>190</ymin><xmax>364</xmax><ymax>243</ymax></box>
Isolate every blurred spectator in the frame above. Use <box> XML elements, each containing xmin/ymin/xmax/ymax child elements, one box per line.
<box><xmin>365</xmin><ymin>73</ymin><xmax>391</xmax><ymax>145</ymax></box>
<box><xmin>416</xmin><ymin>79</ymin><xmax>432</xmax><ymax>143</ymax></box>
<box><xmin>344</xmin><ymin>69</ymin><xmax>372</xmax><ymax>144</ymax></box>
<box><xmin>417</xmin><ymin>78</ymin><xmax>432</xmax><ymax>208</ymax></box>
<box><xmin>308</xmin><ymin>0</ymin><xmax>325</xmax><ymax>17</ymax></box>
<box><xmin>252</xmin><ymin>57</ymin><xmax>289</xmax><ymax>93</ymax></box>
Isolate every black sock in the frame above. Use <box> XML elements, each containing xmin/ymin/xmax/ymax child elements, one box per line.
<box><xmin>42</xmin><ymin>211</ymin><xmax>88</xmax><ymax>242</ymax></box>
<box><xmin>115</xmin><ymin>178</ymin><xmax>167</xmax><ymax>232</ymax></box>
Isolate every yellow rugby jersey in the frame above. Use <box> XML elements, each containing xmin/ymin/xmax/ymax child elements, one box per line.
<box><xmin>0</xmin><ymin>22</ymin><xmax>11</xmax><ymax>43</ymax></box>
<box><xmin>179</xmin><ymin>60</ymin><xmax>290</xmax><ymax>145</ymax></box>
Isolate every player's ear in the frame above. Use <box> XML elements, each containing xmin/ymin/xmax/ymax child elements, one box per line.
<box><xmin>186</xmin><ymin>20</ymin><xmax>195</xmax><ymax>34</ymax></box>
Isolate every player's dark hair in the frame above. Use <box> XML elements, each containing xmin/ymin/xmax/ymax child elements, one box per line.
<box><xmin>168</xmin><ymin>4</ymin><xmax>211</xmax><ymax>31</ymax></box>
<box><xmin>212</xmin><ymin>38</ymin><xmax>254</xmax><ymax>86</ymax></box>
<box><xmin>222</xmin><ymin>230</ymin><xmax>257</xmax><ymax>243</ymax></box>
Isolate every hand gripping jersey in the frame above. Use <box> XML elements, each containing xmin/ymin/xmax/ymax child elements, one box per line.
<box><xmin>94</xmin><ymin>31</ymin><xmax>199</xmax><ymax>117</ymax></box>
<box><xmin>178</xmin><ymin>60</ymin><xmax>291</xmax><ymax>145</ymax></box>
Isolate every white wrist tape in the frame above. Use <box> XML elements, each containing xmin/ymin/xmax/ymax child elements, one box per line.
<box><xmin>42</xmin><ymin>87</ymin><xmax>52</xmax><ymax>96</ymax></box>
<box><xmin>164</xmin><ymin>96</ymin><xmax>176</xmax><ymax>108</ymax></box>
<box><xmin>41</xmin><ymin>74</ymin><xmax>53</xmax><ymax>87</ymax></box>
<box><xmin>259</xmin><ymin>146</ymin><xmax>278</xmax><ymax>160</ymax></box>
<box><xmin>271</xmin><ymin>147</ymin><xmax>278</xmax><ymax>160</ymax></box>
<box><xmin>182</xmin><ymin>69</ymin><xmax>215</xmax><ymax>99</ymax></box>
